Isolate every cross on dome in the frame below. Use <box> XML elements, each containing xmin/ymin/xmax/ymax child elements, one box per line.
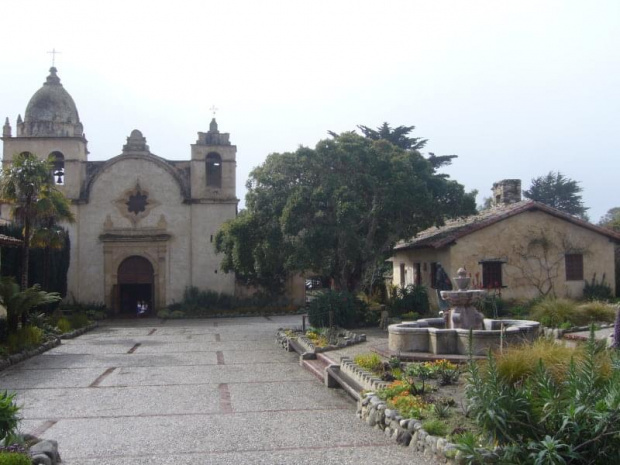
<box><xmin>47</xmin><ymin>48</ymin><xmax>61</xmax><ymax>67</ymax></box>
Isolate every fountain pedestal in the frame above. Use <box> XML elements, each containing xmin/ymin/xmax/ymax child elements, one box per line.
<box><xmin>441</xmin><ymin>268</ymin><xmax>486</xmax><ymax>330</ymax></box>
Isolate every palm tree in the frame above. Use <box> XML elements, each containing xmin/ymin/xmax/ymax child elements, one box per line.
<box><xmin>0</xmin><ymin>153</ymin><xmax>75</xmax><ymax>291</ymax></box>
<box><xmin>30</xmin><ymin>183</ymin><xmax>74</xmax><ymax>290</ymax></box>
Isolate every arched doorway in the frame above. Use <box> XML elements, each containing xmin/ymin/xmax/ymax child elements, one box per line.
<box><xmin>117</xmin><ymin>256</ymin><xmax>154</xmax><ymax>315</ymax></box>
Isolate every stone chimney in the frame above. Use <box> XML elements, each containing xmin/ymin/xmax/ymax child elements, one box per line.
<box><xmin>492</xmin><ymin>179</ymin><xmax>521</xmax><ymax>206</ymax></box>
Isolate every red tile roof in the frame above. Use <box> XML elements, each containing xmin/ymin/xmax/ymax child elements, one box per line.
<box><xmin>394</xmin><ymin>200</ymin><xmax>620</xmax><ymax>251</ymax></box>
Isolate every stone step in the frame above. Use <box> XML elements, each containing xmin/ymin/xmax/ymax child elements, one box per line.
<box><xmin>325</xmin><ymin>365</ymin><xmax>363</xmax><ymax>401</ymax></box>
<box><xmin>301</xmin><ymin>358</ymin><xmax>327</xmax><ymax>382</ymax></box>
<box><xmin>316</xmin><ymin>352</ymin><xmax>336</xmax><ymax>366</ymax></box>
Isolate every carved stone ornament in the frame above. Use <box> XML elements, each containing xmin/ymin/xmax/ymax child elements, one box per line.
<box><xmin>114</xmin><ymin>181</ymin><xmax>160</xmax><ymax>226</ymax></box>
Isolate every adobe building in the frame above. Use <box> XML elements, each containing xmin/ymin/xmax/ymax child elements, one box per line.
<box><xmin>390</xmin><ymin>179</ymin><xmax>620</xmax><ymax>305</ymax></box>
<box><xmin>1</xmin><ymin>67</ymin><xmax>239</xmax><ymax>314</ymax></box>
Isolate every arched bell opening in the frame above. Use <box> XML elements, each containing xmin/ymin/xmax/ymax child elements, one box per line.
<box><xmin>48</xmin><ymin>151</ymin><xmax>65</xmax><ymax>185</ymax></box>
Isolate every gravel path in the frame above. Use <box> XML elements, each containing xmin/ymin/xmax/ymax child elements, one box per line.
<box><xmin>0</xmin><ymin>316</ymin><xmax>437</xmax><ymax>464</ymax></box>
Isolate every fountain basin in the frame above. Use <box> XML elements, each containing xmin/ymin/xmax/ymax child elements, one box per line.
<box><xmin>388</xmin><ymin>318</ymin><xmax>540</xmax><ymax>356</ymax></box>
<box><xmin>440</xmin><ymin>289</ymin><xmax>486</xmax><ymax>306</ymax></box>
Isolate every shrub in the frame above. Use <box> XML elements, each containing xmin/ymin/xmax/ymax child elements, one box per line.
<box><xmin>307</xmin><ymin>290</ymin><xmax>365</xmax><ymax>328</ymax></box>
<box><xmin>0</xmin><ymin>453</ymin><xmax>31</xmax><ymax>465</ymax></box>
<box><xmin>422</xmin><ymin>419</ymin><xmax>448</xmax><ymax>436</ymax></box>
<box><xmin>493</xmin><ymin>337</ymin><xmax>587</xmax><ymax>385</ymax></box>
<box><xmin>170</xmin><ymin>310</ymin><xmax>185</xmax><ymax>319</ymax></box>
<box><xmin>464</xmin><ymin>329</ymin><xmax>620</xmax><ymax>463</ymax></box>
<box><xmin>55</xmin><ymin>317</ymin><xmax>72</xmax><ymax>334</ymax></box>
<box><xmin>432</xmin><ymin>401</ymin><xmax>452</xmax><ymax>419</ymax></box>
<box><xmin>389</xmin><ymin>285</ymin><xmax>429</xmax><ymax>317</ymax></box>
<box><xmin>530</xmin><ymin>298</ymin><xmax>579</xmax><ymax>327</ymax></box>
<box><xmin>6</xmin><ymin>326</ymin><xmax>43</xmax><ymax>353</ymax></box>
<box><xmin>68</xmin><ymin>313</ymin><xmax>90</xmax><ymax>329</ymax></box>
<box><xmin>0</xmin><ymin>391</ymin><xmax>20</xmax><ymax>443</ymax></box>
<box><xmin>354</xmin><ymin>353</ymin><xmax>383</xmax><ymax>373</ymax></box>
<box><xmin>157</xmin><ymin>309</ymin><xmax>170</xmax><ymax>319</ymax></box>
<box><xmin>583</xmin><ymin>273</ymin><xmax>613</xmax><ymax>301</ymax></box>
<box><xmin>389</xmin><ymin>392</ymin><xmax>428</xmax><ymax>419</ymax></box>
<box><xmin>475</xmin><ymin>293</ymin><xmax>506</xmax><ymax>318</ymax></box>
<box><xmin>577</xmin><ymin>301</ymin><xmax>616</xmax><ymax>324</ymax></box>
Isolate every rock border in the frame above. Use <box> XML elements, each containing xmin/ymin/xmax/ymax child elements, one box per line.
<box><xmin>358</xmin><ymin>392</ymin><xmax>461</xmax><ymax>464</ymax></box>
<box><xmin>0</xmin><ymin>322</ymin><xmax>97</xmax><ymax>373</ymax></box>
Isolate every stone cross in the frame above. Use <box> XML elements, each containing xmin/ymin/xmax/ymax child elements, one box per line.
<box><xmin>47</xmin><ymin>48</ymin><xmax>61</xmax><ymax>67</ymax></box>
<box><xmin>209</xmin><ymin>105</ymin><xmax>218</xmax><ymax>116</ymax></box>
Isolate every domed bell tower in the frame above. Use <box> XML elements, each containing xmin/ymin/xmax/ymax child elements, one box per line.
<box><xmin>2</xmin><ymin>67</ymin><xmax>88</xmax><ymax>201</ymax></box>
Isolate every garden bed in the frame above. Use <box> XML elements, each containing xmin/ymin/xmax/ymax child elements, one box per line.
<box><xmin>337</xmin><ymin>355</ymin><xmax>474</xmax><ymax>463</ymax></box>
<box><xmin>0</xmin><ymin>323</ymin><xmax>97</xmax><ymax>373</ymax></box>
<box><xmin>276</xmin><ymin>327</ymin><xmax>366</xmax><ymax>355</ymax></box>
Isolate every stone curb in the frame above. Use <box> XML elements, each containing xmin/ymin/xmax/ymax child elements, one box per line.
<box><xmin>59</xmin><ymin>322</ymin><xmax>98</xmax><ymax>339</ymax></box>
<box><xmin>0</xmin><ymin>338</ymin><xmax>61</xmax><ymax>373</ymax></box>
<box><xmin>543</xmin><ymin>323</ymin><xmax>614</xmax><ymax>340</ymax></box>
<box><xmin>0</xmin><ymin>322</ymin><xmax>97</xmax><ymax>373</ymax></box>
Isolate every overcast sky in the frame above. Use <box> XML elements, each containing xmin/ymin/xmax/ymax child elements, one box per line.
<box><xmin>2</xmin><ymin>0</ymin><xmax>618</xmax><ymax>222</ymax></box>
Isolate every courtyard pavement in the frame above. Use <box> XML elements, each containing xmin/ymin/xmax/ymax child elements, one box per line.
<box><xmin>0</xmin><ymin>316</ymin><xmax>437</xmax><ymax>464</ymax></box>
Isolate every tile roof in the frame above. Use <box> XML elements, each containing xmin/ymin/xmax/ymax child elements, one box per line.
<box><xmin>394</xmin><ymin>200</ymin><xmax>620</xmax><ymax>251</ymax></box>
<box><xmin>0</xmin><ymin>234</ymin><xmax>22</xmax><ymax>247</ymax></box>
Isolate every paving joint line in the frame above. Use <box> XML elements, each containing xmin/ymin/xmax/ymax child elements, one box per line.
<box><xmin>88</xmin><ymin>367</ymin><xmax>117</xmax><ymax>387</ymax></box>
<box><xmin>28</xmin><ymin>419</ymin><xmax>58</xmax><ymax>437</ymax></box>
<box><xmin>127</xmin><ymin>343</ymin><xmax>141</xmax><ymax>354</ymax></box>
<box><xmin>218</xmin><ymin>383</ymin><xmax>233</xmax><ymax>413</ymax></box>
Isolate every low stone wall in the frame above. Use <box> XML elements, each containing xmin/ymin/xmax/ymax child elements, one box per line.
<box><xmin>339</xmin><ymin>357</ymin><xmax>388</xmax><ymax>392</ymax></box>
<box><xmin>358</xmin><ymin>393</ymin><xmax>460</xmax><ymax>464</ymax></box>
<box><xmin>275</xmin><ymin>328</ymin><xmax>366</xmax><ymax>355</ymax></box>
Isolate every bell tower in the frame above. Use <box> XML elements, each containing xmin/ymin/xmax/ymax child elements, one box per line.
<box><xmin>190</xmin><ymin>118</ymin><xmax>237</xmax><ymax>201</ymax></box>
<box><xmin>1</xmin><ymin>67</ymin><xmax>88</xmax><ymax>201</ymax></box>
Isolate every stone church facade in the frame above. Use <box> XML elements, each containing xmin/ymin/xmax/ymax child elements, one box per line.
<box><xmin>1</xmin><ymin>67</ymin><xmax>238</xmax><ymax>314</ymax></box>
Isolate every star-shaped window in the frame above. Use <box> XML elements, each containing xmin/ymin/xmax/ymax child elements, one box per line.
<box><xmin>127</xmin><ymin>191</ymin><xmax>148</xmax><ymax>215</ymax></box>
<box><xmin>115</xmin><ymin>182</ymin><xmax>160</xmax><ymax>226</ymax></box>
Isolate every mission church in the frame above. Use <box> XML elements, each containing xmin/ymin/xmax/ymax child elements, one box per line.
<box><xmin>1</xmin><ymin>67</ymin><xmax>239</xmax><ymax>314</ymax></box>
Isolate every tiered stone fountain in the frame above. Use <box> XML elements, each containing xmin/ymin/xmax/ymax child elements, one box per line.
<box><xmin>388</xmin><ymin>268</ymin><xmax>539</xmax><ymax>357</ymax></box>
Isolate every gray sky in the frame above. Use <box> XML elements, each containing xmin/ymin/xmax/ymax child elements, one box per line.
<box><xmin>2</xmin><ymin>0</ymin><xmax>618</xmax><ymax>222</ymax></box>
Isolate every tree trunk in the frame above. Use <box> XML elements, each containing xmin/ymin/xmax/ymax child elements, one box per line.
<box><xmin>43</xmin><ymin>246</ymin><xmax>50</xmax><ymax>290</ymax></box>
<box><xmin>20</xmin><ymin>201</ymin><xmax>31</xmax><ymax>327</ymax></box>
<box><xmin>21</xmin><ymin>203</ymin><xmax>31</xmax><ymax>291</ymax></box>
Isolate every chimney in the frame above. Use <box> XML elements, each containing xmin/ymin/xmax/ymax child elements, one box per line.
<box><xmin>492</xmin><ymin>179</ymin><xmax>521</xmax><ymax>206</ymax></box>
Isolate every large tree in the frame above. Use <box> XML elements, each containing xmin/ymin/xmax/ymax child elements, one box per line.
<box><xmin>216</xmin><ymin>125</ymin><xmax>476</xmax><ymax>293</ymax></box>
<box><xmin>0</xmin><ymin>153</ymin><xmax>74</xmax><ymax>290</ymax></box>
<box><xmin>599</xmin><ymin>207</ymin><xmax>620</xmax><ymax>232</ymax></box>
<box><xmin>523</xmin><ymin>171</ymin><xmax>589</xmax><ymax>220</ymax></box>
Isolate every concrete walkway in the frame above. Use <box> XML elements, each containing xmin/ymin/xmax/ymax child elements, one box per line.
<box><xmin>0</xmin><ymin>316</ymin><xmax>436</xmax><ymax>464</ymax></box>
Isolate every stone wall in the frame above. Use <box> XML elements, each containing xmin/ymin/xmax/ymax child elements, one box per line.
<box><xmin>358</xmin><ymin>393</ymin><xmax>460</xmax><ymax>464</ymax></box>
